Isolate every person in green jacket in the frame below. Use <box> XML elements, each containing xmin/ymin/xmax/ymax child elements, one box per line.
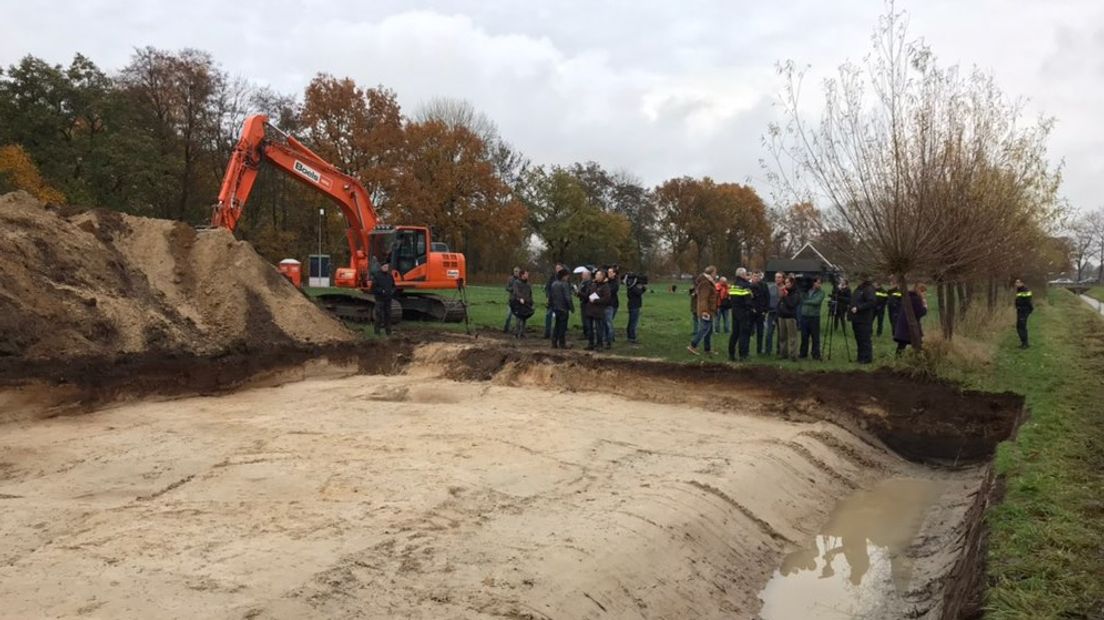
<box><xmin>799</xmin><ymin>277</ymin><xmax>826</xmax><ymax>360</ymax></box>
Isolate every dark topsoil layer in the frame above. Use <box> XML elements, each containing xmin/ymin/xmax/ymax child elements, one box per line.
<box><xmin>0</xmin><ymin>334</ymin><xmax>1023</xmax><ymax>466</ymax></box>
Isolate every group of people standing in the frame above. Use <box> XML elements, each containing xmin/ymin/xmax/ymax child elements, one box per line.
<box><xmin>830</xmin><ymin>275</ymin><xmax>929</xmax><ymax>363</ymax></box>
<box><xmin>504</xmin><ymin>264</ymin><xmax>647</xmax><ymax>351</ymax></box>
<box><xmin>688</xmin><ymin>268</ymin><xmax>934</xmax><ymax>364</ymax></box>
<box><xmin>688</xmin><ymin>268</ymin><xmax>829</xmax><ymax>361</ymax></box>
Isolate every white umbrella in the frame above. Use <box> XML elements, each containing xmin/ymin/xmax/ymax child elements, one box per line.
<box><xmin>573</xmin><ymin>266</ymin><xmax>590</xmax><ymax>274</ymax></box>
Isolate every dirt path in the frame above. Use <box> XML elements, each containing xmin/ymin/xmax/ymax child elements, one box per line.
<box><xmin>0</xmin><ymin>365</ymin><xmax>984</xmax><ymax>619</ymax></box>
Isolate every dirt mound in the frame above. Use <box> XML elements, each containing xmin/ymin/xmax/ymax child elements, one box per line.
<box><xmin>0</xmin><ymin>191</ymin><xmax>351</xmax><ymax>361</ymax></box>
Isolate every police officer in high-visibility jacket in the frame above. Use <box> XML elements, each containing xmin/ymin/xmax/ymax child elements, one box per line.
<box><xmin>727</xmin><ymin>268</ymin><xmax>755</xmax><ymax>362</ymax></box>
<box><xmin>874</xmin><ymin>281</ymin><xmax>890</xmax><ymax>336</ymax></box>
<box><xmin>1014</xmin><ymin>278</ymin><xmax>1034</xmax><ymax>349</ymax></box>
<box><xmin>886</xmin><ymin>277</ymin><xmax>903</xmax><ymax>334</ymax></box>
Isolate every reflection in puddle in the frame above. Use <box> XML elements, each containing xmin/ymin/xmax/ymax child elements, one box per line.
<box><xmin>758</xmin><ymin>478</ymin><xmax>945</xmax><ymax>619</ymax></box>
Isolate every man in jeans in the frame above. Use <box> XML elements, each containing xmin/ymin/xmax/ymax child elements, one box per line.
<box><xmin>605</xmin><ymin>266</ymin><xmax>620</xmax><ymax>345</ymax></box>
<box><xmin>543</xmin><ymin>262</ymin><xmax>565</xmax><ymax>338</ymax></box>
<box><xmin>750</xmin><ymin>271</ymin><xmax>770</xmax><ymax>354</ymax></box>
<box><xmin>764</xmin><ymin>271</ymin><xmax>784</xmax><ymax>356</ymax></box>
<box><xmin>688</xmin><ymin>266</ymin><xmax>719</xmax><ymax>355</ymax></box>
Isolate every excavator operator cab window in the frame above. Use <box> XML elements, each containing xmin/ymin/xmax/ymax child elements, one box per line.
<box><xmin>368</xmin><ymin>230</ymin><xmax>395</xmax><ymax>274</ymax></box>
<box><xmin>392</xmin><ymin>228</ymin><xmax>427</xmax><ymax>276</ymax></box>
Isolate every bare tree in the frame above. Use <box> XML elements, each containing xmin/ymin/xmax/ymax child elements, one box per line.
<box><xmin>768</xmin><ymin>5</ymin><xmax>1060</xmax><ymax>345</ymax></box>
<box><xmin>1066</xmin><ymin>215</ymin><xmax>1097</xmax><ymax>282</ymax></box>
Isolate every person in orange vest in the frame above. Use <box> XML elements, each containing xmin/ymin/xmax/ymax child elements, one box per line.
<box><xmin>714</xmin><ymin>276</ymin><xmax>731</xmax><ymax>334</ymax></box>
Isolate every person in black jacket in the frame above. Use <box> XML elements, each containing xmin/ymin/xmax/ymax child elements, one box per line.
<box><xmin>605</xmin><ymin>266</ymin><xmax>620</xmax><ymax>345</ymax></box>
<box><xmin>1014</xmin><ymin>278</ymin><xmax>1034</xmax><ymax>349</ymax></box>
<box><xmin>543</xmin><ymin>262</ymin><xmax>565</xmax><ymax>339</ymax></box>
<box><xmin>510</xmin><ymin>270</ymin><xmax>534</xmax><ymax>339</ymax></box>
<box><xmin>750</xmin><ymin>271</ymin><xmax>770</xmax><ymax>354</ymax></box>
<box><xmin>585</xmin><ymin>270</ymin><xmax>612</xmax><ymax>350</ymax></box>
<box><xmin>549</xmin><ymin>269</ymin><xmax>574</xmax><ymax>349</ymax></box>
<box><xmin>727</xmin><ymin>268</ymin><xmax>755</xmax><ymax>361</ymax></box>
<box><xmin>577</xmin><ymin>269</ymin><xmax>594</xmax><ymax>341</ymax></box>
<box><xmin>625</xmin><ymin>274</ymin><xmax>647</xmax><ymax>344</ymax></box>
<box><xmin>850</xmin><ymin>276</ymin><xmax>878</xmax><ymax>364</ymax></box>
<box><xmin>776</xmin><ymin>275</ymin><xmax>801</xmax><ymax>361</ymax></box>
<box><xmin>371</xmin><ymin>261</ymin><xmax>396</xmax><ymax>337</ymax></box>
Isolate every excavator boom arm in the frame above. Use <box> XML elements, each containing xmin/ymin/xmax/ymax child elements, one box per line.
<box><xmin>211</xmin><ymin>114</ymin><xmax>378</xmax><ymax>271</ymax></box>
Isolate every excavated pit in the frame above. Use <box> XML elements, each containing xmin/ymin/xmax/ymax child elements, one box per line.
<box><xmin>0</xmin><ymin>340</ymin><xmax>1022</xmax><ymax>619</ymax></box>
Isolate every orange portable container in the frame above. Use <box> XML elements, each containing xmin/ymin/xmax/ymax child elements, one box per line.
<box><xmin>278</xmin><ymin>259</ymin><xmax>302</xmax><ymax>288</ymax></box>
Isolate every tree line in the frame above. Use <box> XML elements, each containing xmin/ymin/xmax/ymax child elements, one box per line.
<box><xmin>0</xmin><ymin>49</ymin><xmax>786</xmax><ymax>277</ymax></box>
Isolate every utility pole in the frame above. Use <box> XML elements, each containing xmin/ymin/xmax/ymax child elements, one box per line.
<box><xmin>318</xmin><ymin>208</ymin><xmax>324</xmax><ymax>259</ymax></box>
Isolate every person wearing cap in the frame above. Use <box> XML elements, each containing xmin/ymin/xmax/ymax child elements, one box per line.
<box><xmin>1014</xmin><ymin>278</ymin><xmax>1034</xmax><ymax>349</ymax></box>
<box><xmin>371</xmin><ymin>261</ymin><xmax>396</xmax><ymax>336</ymax></box>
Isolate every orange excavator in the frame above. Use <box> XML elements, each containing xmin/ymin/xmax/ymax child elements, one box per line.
<box><xmin>211</xmin><ymin>114</ymin><xmax>467</xmax><ymax>322</ymax></box>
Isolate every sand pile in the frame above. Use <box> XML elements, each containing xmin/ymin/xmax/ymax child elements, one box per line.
<box><xmin>0</xmin><ymin>191</ymin><xmax>351</xmax><ymax>361</ymax></box>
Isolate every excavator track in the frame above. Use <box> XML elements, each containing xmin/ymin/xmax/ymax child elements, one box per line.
<box><xmin>396</xmin><ymin>293</ymin><xmax>468</xmax><ymax>322</ymax></box>
<box><xmin>313</xmin><ymin>292</ymin><xmax>466</xmax><ymax>324</ymax></box>
<box><xmin>314</xmin><ymin>293</ymin><xmax>401</xmax><ymax>324</ymax></box>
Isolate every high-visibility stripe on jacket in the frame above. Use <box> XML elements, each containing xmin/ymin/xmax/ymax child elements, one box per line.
<box><xmin>1016</xmin><ymin>291</ymin><xmax>1032</xmax><ymax>298</ymax></box>
<box><xmin>875</xmin><ymin>291</ymin><xmax>889</xmax><ymax>298</ymax></box>
<box><xmin>728</xmin><ymin>285</ymin><xmax>752</xmax><ymax>297</ymax></box>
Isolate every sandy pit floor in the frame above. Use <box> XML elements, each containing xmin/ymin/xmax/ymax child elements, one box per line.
<box><xmin>0</xmin><ymin>366</ymin><xmax>985</xmax><ymax>619</ymax></box>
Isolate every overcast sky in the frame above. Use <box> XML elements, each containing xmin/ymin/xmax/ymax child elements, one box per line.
<box><xmin>2</xmin><ymin>0</ymin><xmax>1101</xmax><ymax>211</ymax></box>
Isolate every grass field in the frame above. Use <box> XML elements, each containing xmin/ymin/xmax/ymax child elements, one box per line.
<box><xmin>307</xmin><ymin>282</ymin><xmax>1104</xmax><ymax>616</ymax></box>
<box><xmin>1087</xmin><ymin>285</ymin><xmax>1104</xmax><ymax>303</ymax></box>
<box><xmin>983</xmin><ymin>290</ymin><xmax>1104</xmax><ymax>618</ymax></box>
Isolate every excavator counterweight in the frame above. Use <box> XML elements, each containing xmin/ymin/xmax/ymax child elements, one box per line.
<box><xmin>212</xmin><ymin>115</ymin><xmax>467</xmax><ymax>323</ymax></box>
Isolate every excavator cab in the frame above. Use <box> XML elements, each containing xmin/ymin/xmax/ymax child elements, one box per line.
<box><xmin>366</xmin><ymin>227</ymin><xmax>427</xmax><ymax>279</ymax></box>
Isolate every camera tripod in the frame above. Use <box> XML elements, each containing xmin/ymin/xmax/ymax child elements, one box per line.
<box><xmin>825</xmin><ymin>303</ymin><xmax>852</xmax><ymax>362</ymax></box>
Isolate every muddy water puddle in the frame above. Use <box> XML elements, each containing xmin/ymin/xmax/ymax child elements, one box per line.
<box><xmin>758</xmin><ymin>477</ymin><xmax>946</xmax><ymax>619</ymax></box>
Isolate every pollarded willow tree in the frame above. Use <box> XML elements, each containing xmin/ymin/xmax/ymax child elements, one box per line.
<box><xmin>766</xmin><ymin>6</ymin><xmax>1061</xmax><ymax>346</ymax></box>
